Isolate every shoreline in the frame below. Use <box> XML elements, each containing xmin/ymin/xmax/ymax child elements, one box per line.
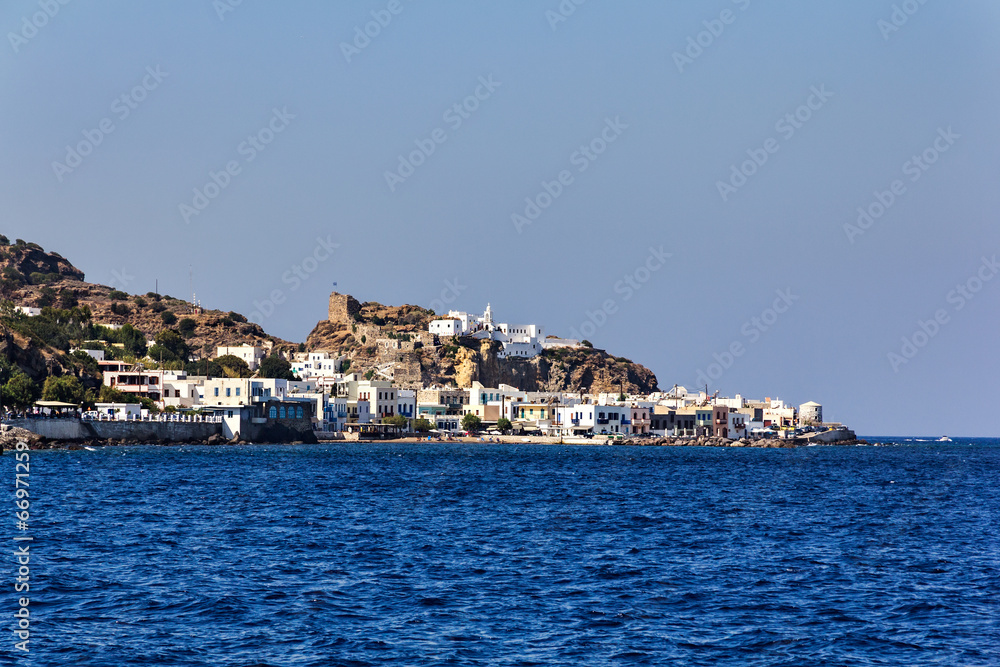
<box><xmin>2</xmin><ymin>427</ymin><xmax>868</xmax><ymax>451</ymax></box>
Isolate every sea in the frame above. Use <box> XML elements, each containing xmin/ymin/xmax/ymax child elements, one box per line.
<box><xmin>7</xmin><ymin>438</ymin><xmax>999</xmax><ymax>666</ymax></box>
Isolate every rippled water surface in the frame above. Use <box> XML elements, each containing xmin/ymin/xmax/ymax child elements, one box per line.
<box><xmin>11</xmin><ymin>439</ymin><xmax>1000</xmax><ymax>666</ymax></box>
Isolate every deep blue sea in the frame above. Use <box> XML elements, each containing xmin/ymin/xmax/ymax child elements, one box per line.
<box><xmin>6</xmin><ymin>438</ymin><xmax>1000</xmax><ymax>666</ymax></box>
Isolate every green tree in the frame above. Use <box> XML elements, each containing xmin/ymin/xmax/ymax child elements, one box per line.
<box><xmin>108</xmin><ymin>290</ymin><xmax>128</xmax><ymax>300</ymax></box>
<box><xmin>177</xmin><ymin>317</ymin><xmax>197</xmax><ymax>337</ymax></box>
<box><xmin>461</xmin><ymin>413</ymin><xmax>482</xmax><ymax>433</ymax></box>
<box><xmin>118</xmin><ymin>324</ymin><xmax>147</xmax><ymax>357</ymax></box>
<box><xmin>383</xmin><ymin>414</ymin><xmax>408</xmax><ymax>428</ymax></box>
<box><xmin>2</xmin><ymin>372</ymin><xmax>40</xmax><ymax>410</ymax></box>
<box><xmin>41</xmin><ymin>375</ymin><xmax>84</xmax><ymax>404</ymax></box>
<box><xmin>258</xmin><ymin>354</ymin><xmax>296</xmax><ymax>380</ymax></box>
<box><xmin>214</xmin><ymin>354</ymin><xmax>251</xmax><ymax>378</ymax></box>
<box><xmin>160</xmin><ymin>311</ymin><xmax>177</xmax><ymax>325</ymax></box>
<box><xmin>412</xmin><ymin>418</ymin><xmax>434</xmax><ymax>433</ymax></box>
<box><xmin>98</xmin><ymin>384</ymin><xmax>131</xmax><ymax>404</ymax></box>
<box><xmin>148</xmin><ymin>329</ymin><xmax>190</xmax><ymax>363</ymax></box>
<box><xmin>581</xmin><ymin>340</ymin><xmax>593</xmax><ymax>348</ymax></box>
<box><xmin>138</xmin><ymin>396</ymin><xmax>160</xmax><ymax>413</ymax></box>
<box><xmin>496</xmin><ymin>417</ymin><xmax>512</xmax><ymax>434</ymax></box>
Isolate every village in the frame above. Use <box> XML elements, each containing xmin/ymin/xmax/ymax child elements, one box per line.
<box><xmin>6</xmin><ymin>296</ymin><xmax>845</xmax><ymax>445</ymax></box>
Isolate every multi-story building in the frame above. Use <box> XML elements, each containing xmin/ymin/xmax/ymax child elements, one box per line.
<box><xmin>290</xmin><ymin>351</ymin><xmax>342</xmax><ymax>379</ymax></box>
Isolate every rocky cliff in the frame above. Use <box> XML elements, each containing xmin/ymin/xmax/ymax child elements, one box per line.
<box><xmin>305</xmin><ymin>293</ymin><xmax>660</xmax><ymax>394</ymax></box>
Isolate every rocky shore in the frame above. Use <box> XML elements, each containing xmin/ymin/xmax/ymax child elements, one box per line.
<box><xmin>615</xmin><ymin>435</ymin><xmax>869</xmax><ymax>448</ymax></box>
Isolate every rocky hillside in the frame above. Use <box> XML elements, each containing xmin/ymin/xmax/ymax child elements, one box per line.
<box><xmin>306</xmin><ymin>292</ymin><xmax>660</xmax><ymax>394</ymax></box>
<box><xmin>0</xmin><ymin>239</ymin><xmax>661</xmax><ymax>396</ymax></box>
<box><xmin>0</xmin><ymin>237</ymin><xmax>295</xmax><ymax>384</ymax></box>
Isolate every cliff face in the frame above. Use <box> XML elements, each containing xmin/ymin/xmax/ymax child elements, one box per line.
<box><xmin>432</xmin><ymin>338</ymin><xmax>658</xmax><ymax>394</ymax></box>
<box><xmin>307</xmin><ymin>293</ymin><xmax>660</xmax><ymax>394</ymax></box>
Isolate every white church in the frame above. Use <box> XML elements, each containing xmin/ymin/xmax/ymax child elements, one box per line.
<box><xmin>429</xmin><ymin>304</ymin><xmax>575</xmax><ymax>359</ymax></box>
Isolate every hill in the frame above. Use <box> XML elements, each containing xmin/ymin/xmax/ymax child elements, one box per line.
<box><xmin>305</xmin><ymin>293</ymin><xmax>660</xmax><ymax>394</ymax></box>
<box><xmin>0</xmin><ymin>237</ymin><xmax>659</xmax><ymax>398</ymax></box>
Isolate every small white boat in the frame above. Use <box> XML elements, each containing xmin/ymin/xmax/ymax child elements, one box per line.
<box><xmin>937</xmin><ymin>436</ymin><xmax>952</xmax><ymax>442</ymax></box>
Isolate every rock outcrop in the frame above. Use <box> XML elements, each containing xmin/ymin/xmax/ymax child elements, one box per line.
<box><xmin>306</xmin><ymin>293</ymin><xmax>660</xmax><ymax>395</ymax></box>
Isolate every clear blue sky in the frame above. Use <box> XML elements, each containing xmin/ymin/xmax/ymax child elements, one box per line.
<box><xmin>2</xmin><ymin>1</ymin><xmax>998</xmax><ymax>436</ymax></box>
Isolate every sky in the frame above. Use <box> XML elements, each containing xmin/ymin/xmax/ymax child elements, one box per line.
<box><xmin>1</xmin><ymin>1</ymin><xmax>998</xmax><ymax>436</ymax></box>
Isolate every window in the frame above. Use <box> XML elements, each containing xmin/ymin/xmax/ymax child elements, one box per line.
<box><xmin>226</xmin><ymin>388</ymin><xmax>231</xmax><ymax>397</ymax></box>
<box><xmin>269</xmin><ymin>406</ymin><xmax>277</xmax><ymax>418</ymax></box>
<box><xmin>236</xmin><ymin>388</ymin><xmax>241</xmax><ymax>397</ymax></box>
<box><xmin>214</xmin><ymin>388</ymin><xmax>219</xmax><ymax>397</ymax></box>
<box><xmin>279</xmin><ymin>407</ymin><xmax>286</xmax><ymax>418</ymax></box>
<box><xmin>296</xmin><ymin>407</ymin><xmax>304</xmax><ymax>418</ymax></box>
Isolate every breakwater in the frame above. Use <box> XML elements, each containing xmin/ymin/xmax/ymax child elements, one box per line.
<box><xmin>4</xmin><ymin>417</ymin><xmax>222</xmax><ymax>443</ymax></box>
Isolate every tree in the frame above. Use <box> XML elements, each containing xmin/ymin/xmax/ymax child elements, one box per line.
<box><xmin>41</xmin><ymin>375</ymin><xmax>84</xmax><ymax>405</ymax></box>
<box><xmin>214</xmin><ymin>354</ymin><xmax>251</xmax><ymax>378</ymax></box>
<box><xmin>160</xmin><ymin>311</ymin><xmax>177</xmax><ymax>325</ymax></box>
<box><xmin>496</xmin><ymin>417</ymin><xmax>512</xmax><ymax>434</ymax></box>
<box><xmin>118</xmin><ymin>324</ymin><xmax>147</xmax><ymax>358</ymax></box>
<box><xmin>461</xmin><ymin>413</ymin><xmax>482</xmax><ymax>433</ymax></box>
<box><xmin>98</xmin><ymin>385</ymin><xmax>131</xmax><ymax>404</ymax></box>
<box><xmin>109</xmin><ymin>290</ymin><xmax>128</xmax><ymax>300</ymax></box>
<box><xmin>581</xmin><ymin>340</ymin><xmax>593</xmax><ymax>348</ymax></box>
<box><xmin>2</xmin><ymin>372</ymin><xmax>40</xmax><ymax>410</ymax></box>
<box><xmin>258</xmin><ymin>354</ymin><xmax>296</xmax><ymax>380</ymax></box>
<box><xmin>412</xmin><ymin>418</ymin><xmax>434</xmax><ymax>433</ymax></box>
<box><xmin>618</xmin><ymin>392</ymin><xmax>627</xmax><ymax>402</ymax></box>
<box><xmin>148</xmin><ymin>329</ymin><xmax>190</xmax><ymax>363</ymax></box>
<box><xmin>383</xmin><ymin>414</ymin><xmax>408</xmax><ymax>428</ymax></box>
<box><xmin>138</xmin><ymin>396</ymin><xmax>160</xmax><ymax>414</ymax></box>
<box><xmin>177</xmin><ymin>317</ymin><xmax>197</xmax><ymax>337</ymax></box>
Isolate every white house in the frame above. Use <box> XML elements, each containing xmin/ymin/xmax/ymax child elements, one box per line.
<box><xmin>93</xmin><ymin>402</ymin><xmax>142</xmax><ymax>419</ymax></box>
<box><xmin>203</xmin><ymin>378</ymin><xmax>289</xmax><ymax>407</ymax></box>
<box><xmin>291</xmin><ymin>352</ymin><xmax>342</xmax><ymax>379</ymax></box>
<box><xmin>396</xmin><ymin>389</ymin><xmax>416</xmax><ymax>421</ymax></box>
<box><xmin>429</xmin><ymin>319</ymin><xmax>462</xmax><ymax>337</ymax></box>
<box><xmin>727</xmin><ymin>410</ymin><xmax>749</xmax><ymax>439</ymax></box>
<box><xmin>15</xmin><ymin>306</ymin><xmax>41</xmax><ymax>317</ymax></box>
